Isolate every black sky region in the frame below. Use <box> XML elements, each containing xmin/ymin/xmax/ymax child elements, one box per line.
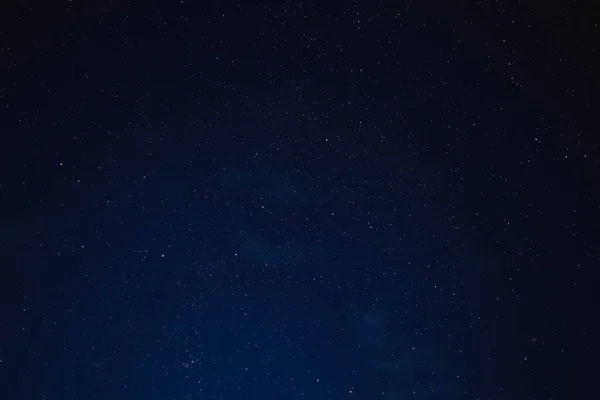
<box><xmin>1</xmin><ymin>0</ymin><xmax>599</xmax><ymax>399</ymax></box>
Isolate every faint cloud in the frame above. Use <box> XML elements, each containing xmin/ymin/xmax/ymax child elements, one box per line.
<box><xmin>220</xmin><ymin>167</ymin><xmax>306</xmax><ymax>205</ymax></box>
<box><xmin>237</xmin><ymin>230</ymin><xmax>304</xmax><ymax>267</ymax></box>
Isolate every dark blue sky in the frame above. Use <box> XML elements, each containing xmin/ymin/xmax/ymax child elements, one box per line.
<box><xmin>1</xmin><ymin>0</ymin><xmax>598</xmax><ymax>399</ymax></box>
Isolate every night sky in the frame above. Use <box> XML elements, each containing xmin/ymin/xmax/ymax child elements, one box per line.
<box><xmin>1</xmin><ymin>0</ymin><xmax>598</xmax><ymax>399</ymax></box>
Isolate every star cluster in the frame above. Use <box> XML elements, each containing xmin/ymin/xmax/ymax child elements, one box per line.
<box><xmin>1</xmin><ymin>0</ymin><xmax>598</xmax><ymax>399</ymax></box>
